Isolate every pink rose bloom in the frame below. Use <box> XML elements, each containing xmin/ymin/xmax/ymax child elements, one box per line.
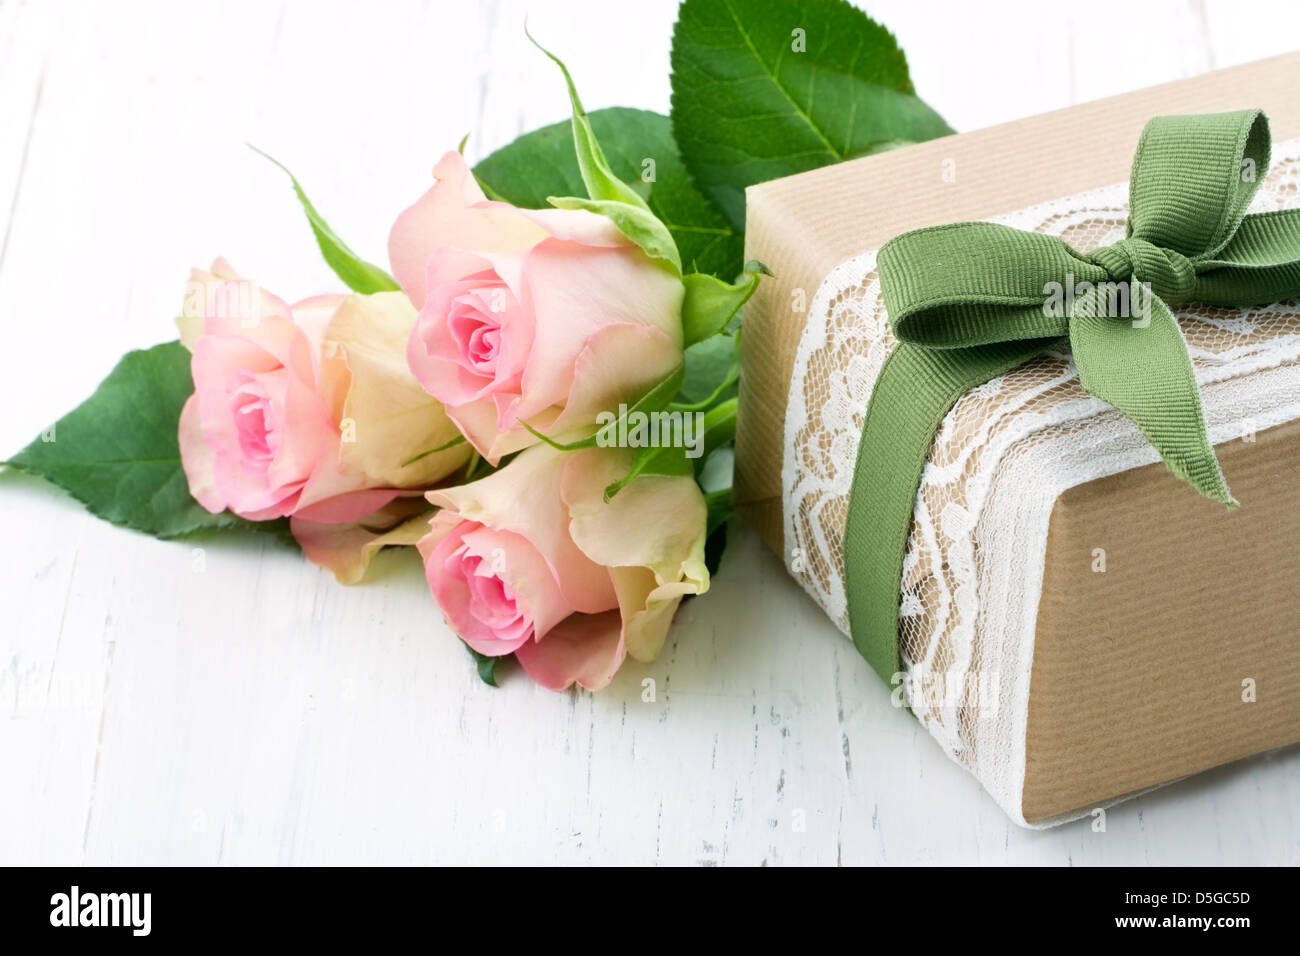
<box><xmin>178</xmin><ymin>260</ymin><xmax>469</xmax><ymax>524</ymax></box>
<box><xmin>389</xmin><ymin>151</ymin><xmax>685</xmax><ymax>464</ymax></box>
<box><xmin>418</xmin><ymin>443</ymin><xmax>709</xmax><ymax>691</ymax></box>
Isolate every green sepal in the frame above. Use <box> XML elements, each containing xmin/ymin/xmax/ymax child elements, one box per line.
<box><xmin>526</xmin><ymin>27</ymin><xmax>655</xmax><ymax>211</ymax></box>
<box><xmin>681</xmin><ymin>260</ymin><xmax>769</xmax><ymax>346</ymax></box>
<box><xmin>248</xmin><ymin>145</ymin><xmax>400</xmax><ymax>294</ymax></box>
<box><xmin>464</xmin><ymin>643</ymin><xmax>503</xmax><ymax>687</ymax></box>
<box><xmin>400</xmin><ymin>433</ymin><xmax>468</xmax><ymax>468</ymax></box>
<box><xmin>601</xmin><ymin>440</ymin><xmax>694</xmax><ymax>503</ymax></box>
<box><xmin>527</xmin><ymin>28</ymin><xmax>683</xmax><ymax>274</ymax></box>
<box><xmin>672</xmin><ymin>330</ymin><xmax>741</xmax><ymax>412</ymax></box>
<box><xmin>602</xmin><ymin>396</ymin><xmax>737</xmax><ymax>501</ymax></box>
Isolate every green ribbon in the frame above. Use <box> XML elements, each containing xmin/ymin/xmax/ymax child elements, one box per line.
<box><xmin>844</xmin><ymin>109</ymin><xmax>1300</xmax><ymax>684</ymax></box>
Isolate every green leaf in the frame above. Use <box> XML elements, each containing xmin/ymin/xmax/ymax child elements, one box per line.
<box><xmin>698</xmin><ymin>444</ymin><xmax>735</xmax><ymax>495</ymax></box>
<box><xmin>670</xmin><ymin>0</ymin><xmax>954</xmax><ymax>230</ymax></box>
<box><xmin>464</xmin><ymin>643</ymin><xmax>503</xmax><ymax>687</ymax></box>
<box><xmin>249</xmin><ymin>145</ymin><xmax>401</xmax><ymax>294</ymax></box>
<box><xmin>672</xmin><ymin>331</ymin><xmax>740</xmax><ymax>411</ymax></box>
<box><xmin>680</xmin><ymin>259</ymin><xmax>768</xmax><ymax>346</ymax></box>
<box><xmin>474</xmin><ymin>108</ymin><xmax>742</xmax><ymax>277</ymax></box>
<box><xmin>5</xmin><ymin>342</ymin><xmax>249</xmax><ymax>538</ymax></box>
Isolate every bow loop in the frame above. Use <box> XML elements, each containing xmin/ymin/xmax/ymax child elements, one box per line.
<box><xmin>1085</xmin><ymin>238</ymin><xmax>1196</xmax><ymax>304</ymax></box>
<box><xmin>877</xmin><ymin>222</ymin><xmax>1084</xmax><ymax>348</ymax></box>
<box><xmin>1127</xmin><ymin>110</ymin><xmax>1269</xmax><ymax>259</ymax></box>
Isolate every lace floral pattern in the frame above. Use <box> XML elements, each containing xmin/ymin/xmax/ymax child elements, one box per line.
<box><xmin>781</xmin><ymin>141</ymin><xmax>1300</xmax><ymax>825</ymax></box>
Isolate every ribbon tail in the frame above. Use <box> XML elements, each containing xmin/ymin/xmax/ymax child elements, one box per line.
<box><xmin>1069</xmin><ymin>289</ymin><xmax>1235</xmax><ymax>506</ymax></box>
<box><xmin>844</xmin><ymin>339</ymin><xmax>1054</xmax><ymax>684</ymax></box>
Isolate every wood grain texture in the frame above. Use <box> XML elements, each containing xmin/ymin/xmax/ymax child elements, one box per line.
<box><xmin>1</xmin><ymin>0</ymin><xmax>1298</xmax><ymax>865</ymax></box>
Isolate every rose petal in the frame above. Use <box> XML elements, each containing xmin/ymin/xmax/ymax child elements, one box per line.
<box><xmin>439</xmin><ymin>398</ymin><xmax>557</xmax><ymax>465</ymax></box>
<box><xmin>177</xmin><ymin>260</ymin><xmax>241</xmax><ymax>351</ymax></box>
<box><xmin>388</xmin><ymin>151</ymin><xmax>547</xmax><ymax>308</ymax></box>
<box><xmin>291</xmin><ymin>293</ymin><xmax>349</xmax><ymax>357</ymax></box>
<box><xmin>518</xmin><ymin>207</ymin><xmax>631</xmax><ymax>248</ymax></box>
<box><xmin>324</xmin><ymin>291</ymin><xmax>471</xmax><ymax>487</ymax></box>
<box><xmin>459</xmin><ymin>525</ymin><xmax>573</xmax><ymax>642</ymax></box>
<box><xmin>409</xmin><ymin>277</ymin><xmax>520</xmax><ymax>407</ymax></box>
<box><xmin>611</xmin><ymin>568</ymin><xmax>699</xmax><ymax>663</ymax></box>
<box><xmin>292</xmin><ymin>501</ymin><xmax>433</xmax><ymax>585</ymax></box>
<box><xmin>178</xmin><ymin>394</ymin><xmax>225</xmax><ymax>513</ymax></box>
<box><xmin>264</xmin><ymin>371</ymin><xmax>330</xmax><ymax>500</ymax></box>
<box><xmin>514</xmin><ymin>609</ymin><xmax>626</xmax><ymax>691</ymax></box>
<box><xmin>420</xmin><ymin>520</ymin><xmax>532</xmax><ymax>656</ymax></box>
<box><xmin>292</xmin><ymin>487</ymin><xmax>401</xmax><ymax>524</ymax></box>
<box><xmin>513</xmin><ymin>240</ymin><xmax>684</xmax><ymax>422</ymax></box>
<box><xmin>561</xmin><ymin>448</ymin><xmax>709</xmax><ymax>660</ymax></box>
<box><xmin>426</xmin><ymin>443</ymin><xmax>615</xmax><ymax>612</ymax></box>
<box><xmin>545</xmin><ymin>323</ymin><xmax>684</xmax><ymax>439</ymax></box>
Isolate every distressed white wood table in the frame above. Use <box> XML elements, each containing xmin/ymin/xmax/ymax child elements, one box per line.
<box><xmin>2</xmin><ymin>0</ymin><xmax>1298</xmax><ymax>865</ymax></box>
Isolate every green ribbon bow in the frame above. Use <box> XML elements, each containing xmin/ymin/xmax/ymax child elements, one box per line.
<box><xmin>844</xmin><ymin>109</ymin><xmax>1300</xmax><ymax>684</ymax></box>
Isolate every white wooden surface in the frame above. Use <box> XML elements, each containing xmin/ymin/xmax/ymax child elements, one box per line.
<box><xmin>2</xmin><ymin>0</ymin><xmax>1299</xmax><ymax>866</ymax></box>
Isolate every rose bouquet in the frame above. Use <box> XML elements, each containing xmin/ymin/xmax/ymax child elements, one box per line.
<box><xmin>6</xmin><ymin>0</ymin><xmax>951</xmax><ymax>690</ymax></box>
<box><xmin>7</xmin><ymin>40</ymin><xmax>762</xmax><ymax>692</ymax></box>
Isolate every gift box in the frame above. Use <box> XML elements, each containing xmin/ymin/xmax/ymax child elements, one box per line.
<box><xmin>735</xmin><ymin>53</ymin><xmax>1300</xmax><ymax>826</ymax></box>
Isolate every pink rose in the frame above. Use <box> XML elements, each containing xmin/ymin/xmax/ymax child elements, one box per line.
<box><xmin>418</xmin><ymin>443</ymin><xmax>709</xmax><ymax>691</ymax></box>
<box><xmin>389</xmin><ymin>151</ymin><xmax>685</xmax><ymax>464</ymax></box>
<box><xmin>178</xmin><ymin>260</ymin><xmax>469</xmax><ymax>524</ymax></box>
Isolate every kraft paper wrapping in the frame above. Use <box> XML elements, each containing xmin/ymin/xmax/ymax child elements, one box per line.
<box><xmin>736</xmin><ymin>53</ymin><xmax>1300</xmax><ymax>821</ymax></box>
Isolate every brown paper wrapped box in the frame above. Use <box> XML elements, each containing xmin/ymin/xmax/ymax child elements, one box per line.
<box><xmin>736</xmin><ymin>53</ymin><xmax>1300</xmax><ymax>824</ymax></box>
